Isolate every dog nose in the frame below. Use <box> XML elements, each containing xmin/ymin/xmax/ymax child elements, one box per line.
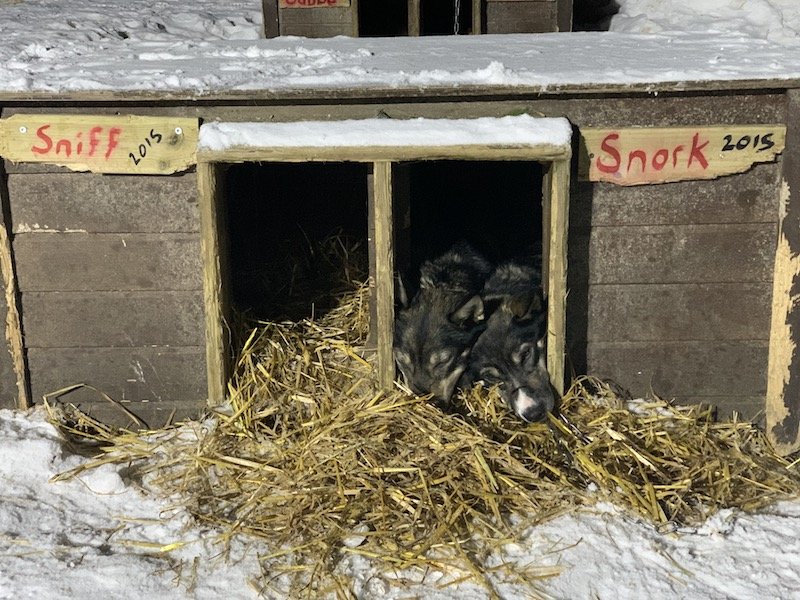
<box><xmin>511</xmin><ymin>387</ymin><xmax>551</xmax><ymax>422</ymax></box>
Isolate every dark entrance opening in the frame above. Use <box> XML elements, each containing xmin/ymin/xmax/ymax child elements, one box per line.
<box><xmin>421</xmin><ymin>0</ymin><xmax>474</xmax><ymax>35</ymax></box>
<box><xmin>358</xmin><ymin>0</ymin><xmax>409</xmax><ymax>37</ymax></box>
<box><xmin>223</xmin><ymin>162</ymin><xmax>369</xmax><ymax>322</ymax></box>
<box><xmin>395</xmin><ymin>160</ymin><xmax>544</xmax><ymax>289</ymax></box>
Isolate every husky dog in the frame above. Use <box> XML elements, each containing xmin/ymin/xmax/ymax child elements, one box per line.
<box><xmin>467</xmin><ymin>261</ymin><xmax>555</xmax><ymax>422</ymax></box>
<box><xmin>393</xmin><ymin>242</ymin><xmax>492</xmax><ymax>406</ymax></box>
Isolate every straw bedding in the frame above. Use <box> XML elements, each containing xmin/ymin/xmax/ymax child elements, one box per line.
<box><xmin>48</xmin><ymin>279</ymin><xmax>800</xmax><ymax>597</ymax></box>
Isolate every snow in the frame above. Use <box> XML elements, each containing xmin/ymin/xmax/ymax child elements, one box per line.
<box><xmin>1</xmin><ymin>1</ymin><xmax>800</xmax><ymax>97</ymax></box>
<box><xmin>2</xmin><ymin>1</ymin><xmax>800</xmax><ymax>598</ymax></box>
<box><xmin>2</xmin><ymin>406</ymin><xmax>799</xmax><ymax>599</ymax></box>
<box><xmin>198</xmin><ymin>116</ymin><xmax>573</xmax><ymax>151</ymax></box>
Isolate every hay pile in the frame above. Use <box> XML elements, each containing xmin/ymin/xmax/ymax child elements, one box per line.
<box><xmin>48</xmin><ymin>281</ymin><xmax>800</xmax><ymax>597</ymax></box>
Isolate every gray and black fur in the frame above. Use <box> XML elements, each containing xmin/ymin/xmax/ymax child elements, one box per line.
<box><xmin>393</xmin><ymin>242</ymin><xmax>492</xmax><ymax>406</ymax></box>
<box><xmin>466</xmin><ymin>261</ymin><xmax>555</xmax><ymax>422</ymax></box>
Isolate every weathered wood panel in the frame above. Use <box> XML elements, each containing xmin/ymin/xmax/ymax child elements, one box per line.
<box><xmin>767</xmin><ymin>89</ymin><xmax>800</xmax><ymax>454</ymax></box>
<box><xmin>586</xmin><ymin>340</ymin><xmax>768</xmax><ymax>399</ymax></box>
<box><xmin>0</xmin><ymin>294</ymin><xmax>14</xmax><ymax>409</ymax></box>
<box><xmin>8</xmin><ymin>172</ymin><xmax>199</xmax><ymax>233</ymax></box>
<box><xmin>701</xmin><ymin>396</ymin><xmax>765</xmax><ymax>423</ymax></box>
<box><xmin>46</xmin><ymin>397</ymin><xmax>206</xmax><ymax>430</ymax></box>
<box><xmin>586</xmin><ymin>283</ymin><xmax>772</xmax><ymax>342</ymax></box>
<box><xmin>27</xmin><ymin>346</ymin><xmax>207</xmax><ymax>406</ymax></box>
<box><xmin>2</xmin><ymin>93</ymin><xmax>772</xmax><ymax>132</ymax></box>
<box><xmin>486</xmin><ymin>1</ymin><xmax>557</xmax><ymax>33</ymax></box>
<box><xmin>22</xmin><ymin>291</ymin><xmax>205</xmax><ymax>348</ymax></box>
<box><xmin>14</xmin><ymin>233</ymin><xmax>202</xmax><ymax>292</ymax></box>
<box><xmin>279</xmin><ymin>5</ymin><xmax>356</xmax><ymax>37</ymax></box>
<box><xmin>572</xmin><ymin>163</ymin><xmax>781</xmax><ymax>228</ymax></box>
<box><xmin>263</xmin><ymin>0</ymin><xmax>280</xmax><ymax>37</ymax></box>
<box><xmin>579</xmin><ymin>223</ymin><xmax>777</xmax><ymax>285</ymax></box>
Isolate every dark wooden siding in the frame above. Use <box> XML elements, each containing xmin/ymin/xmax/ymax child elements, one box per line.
<box><xmin>569</xmin><ymin>160</ymin><xmax>781</xmax><ymax>421</ymax></box>
<box><xmin>486</xmin><ymin>0</ymin><xmax>558</xmax><ymax>34</ymax></box>
<box><xmin>8</xmin><ymin>166</ymin><xmax>207</xmax><ymax>427</ymax></box>
<box><xmin>0</xmin><ymin>90</ymin><xmax>788</xmax><ymax>424</ymax></box>
<box><xmin>0</xmin><ymin>292</ymin><xmax>13</xmax><ymax>409</ymax></box>
<box><xmin>279</xmin><ymin>6</ymin><xmax>357</xmax><ymax>37</ymax></box>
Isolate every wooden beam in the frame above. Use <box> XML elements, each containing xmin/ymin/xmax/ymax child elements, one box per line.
<box><xmin>373</xmin><ymin>161</ymin><xmax>395</xmax><ymax>389</ymax></box>
<box><xmin>0</xmin><ymin>165</ymin><xmax>30</xmax><ymax>409</ymax></box>
<box><xmin>408</xmin><ymin>0</ymin><xmax>421</xmax><ymax>36</ymax></box>
<box><xmin>557</xmin><ymin>0</ymin><xmax>572</xmax><ymax>32</ymax></box>
<box><xmin>472</xmin><ymin>0</ymin><xmax>482</xmax><ymax>33</ymax></box>
<box><xmin>767</xmin><ymin>88</ymin><xmax>800</xmax><ymax>455</ymax></box>
<box><xmin>197</xmin><ymin>144</ymin><xmax>571</xmax><ymax>164</ymax></box>
<box><xmin>262</xmin><ymin>0</ymin><xmax>280</xmax><ymax>38</ymax></box>
<box><xmin>546</xmin><ymin>157</ymin><xmax>570</xmax><ymax>396</ymax></box>
<box><xmin>197</xmin><ymin>161</ymin><xmax>229</xmax><ymax>406</ymax></box>
<box><xmin>350</xmin><ymin>0</ymin><xmax>359</xmax><ymax>36</ymax></box>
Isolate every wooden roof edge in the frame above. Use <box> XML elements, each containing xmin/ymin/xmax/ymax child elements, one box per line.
<box><xmin>0</xmin><ymin>78</ymin><xmax>797</xmax><ymax>104</ymax></box>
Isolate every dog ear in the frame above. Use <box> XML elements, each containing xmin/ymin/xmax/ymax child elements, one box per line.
<box><xmin>506</xmin><ymin>291</ymin><xmax>543</xmax><ymax>321</ymax></box>
<box><xmin>450</xmin><ymin>294</ymin><xmax>485</xmax><ymax>325</ymax></box>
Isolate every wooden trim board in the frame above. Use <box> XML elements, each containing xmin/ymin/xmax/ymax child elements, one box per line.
<box><xmin>767</xmin><ymin>90</ymin><xmax>800</xmax><ymax>454</ymax></box>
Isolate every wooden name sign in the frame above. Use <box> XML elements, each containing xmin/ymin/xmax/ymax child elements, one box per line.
<box><xmin>0</xmin><ymin>114</ymin><xmax>198</xmax><ymax>174</ymax></box>
<box><xmin>279</xmin><ymin>0</ymin><xmax>350</xmax><ymax>7</ymax></box>
<box><xmin>580</xmin><ymin>125</ymin><xmax>786</xmax><ymax>186</ymax></box>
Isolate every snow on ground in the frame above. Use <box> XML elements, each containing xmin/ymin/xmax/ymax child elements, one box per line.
<box><xmin>610</xmin><ymin>0</ymin><xmax>800</xmax><ymax>44</ymax></box>
<box><xmin>2</xmin><ymin>1</ymin><xmax>800</xmax><ymax>598</ymax></box>
<box><xmin>2</xmin><ymin>406</ymin><xmax>799</xmax><ymax>599</ymax></box>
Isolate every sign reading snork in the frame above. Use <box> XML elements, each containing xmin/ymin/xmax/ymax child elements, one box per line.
<box><xmin>580</xmin><ymin>125</ymin><xmax>786</xmax><ymax>185</ymax></box>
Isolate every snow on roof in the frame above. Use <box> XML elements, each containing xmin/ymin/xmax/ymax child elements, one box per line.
<box><xmin>2</xmin><ymin>0</ymin><xmax>800</xmax><ymax>101</ymax></box>
<box><xmin>3</xmin><ymin>32</ymin><xmax>800</xmax><ymax>100</ymax></box>
<box><xmin>198</xmin><ymin>116</ymin><xmax>573</xmax><ymax>153</ymax></box>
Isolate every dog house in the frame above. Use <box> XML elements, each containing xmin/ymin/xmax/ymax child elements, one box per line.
<box><xmin>1</xmin><ymin>33</ymin><xmax>800</xmax><ymax>455</ymax></box>
<box><xmin>263</xmin><ymin>0</ymin><xmax>572</xmax><ymax>37</ymax></box>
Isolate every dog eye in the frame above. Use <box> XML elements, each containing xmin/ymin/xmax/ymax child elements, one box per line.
<box><xmin>480</xmin><ymin>367</ymin><xmax>502</xmax><ymax>383</ymax></box>
<box><xmin>517</xmin><ymin>344</ymin><xmax>536</xmax><ymax>365</ymax></box>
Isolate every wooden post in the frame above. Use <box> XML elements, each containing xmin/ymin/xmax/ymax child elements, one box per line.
<box><xmin>262</xmin><ymin>0</ymin><xmax>280</xmax><ymax>37</ymax></box>
<box><xmin>373</xmin><ymin>161</ymin><xmax>395</xmax><ymax>389</ymax></box>
<box><xmin>472</xmin><ymin>0</ymin><xmax>482</xmax><ymax>34</ymax></box>
<box><xmin>408</xmin><ymin>0</ymin><xmax>421</xmax><ymax>36</ymax></box>
<box><xmin>767</xmin><ymin>89</ymin><xmax>800</xmax><ymax>455</ymax></box>
<box><xmin>546</xmin><ymin>158</ymin><xmax>570</xmax><ymax>396</ymax></box>
<box><xmin>557</xmin><ymin>0</ymin><xmax>573</xmax><ymax>32</ymax></box>
<box><xmin>0</xmin><ymin>165</ymin><xmax>30</xmax><ymax>409</ymax></box>
<box><xmin>197</xmin><ymin>161</ymin><xmax>229</xmax><ymax>406</ymax></box>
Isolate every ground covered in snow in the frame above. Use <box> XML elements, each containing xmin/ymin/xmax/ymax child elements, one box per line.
<box><xmin>2</xmin><ymin>406</ymin><xmax>799</xmax><ymax>599</ymax></box>
<box><xmin>2</xmin><ymin>1</ymin><xmax>800</xmax><ymax>598</ymax></box>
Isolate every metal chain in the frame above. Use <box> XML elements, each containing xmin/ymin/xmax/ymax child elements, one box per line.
<box><xmin>454</xmin><ymin>0</ymin><xmax>461</xmax><ymax>35</ymax></box>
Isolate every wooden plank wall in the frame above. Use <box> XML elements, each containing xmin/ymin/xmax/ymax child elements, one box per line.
<box><xmin>0</xmin><ymin>90</ymin><xmax>786</xmax><ymax>426</ymax></box>
<box><xmin>279</xmin><ymin>5</ymin><xmax>357</xmax><ymax>37</ymax></box>
<box><xmin>563</xmin><ymin>94</ymin><xmax>785</xmax><ymax>421</ymax></box>
<box><xmin>486</xmin><ymin>0</ymin><xmax>558</xmax><ymax>34</ymax></box>
<box><xmin>4</xmin><ymin>160</ymin><xmax>208</xmax><ymax>427</ymax></box>
<box><xmin>766</xmin><ymin>89</ymin><xmax>800</xmax><ymax>453</ymax></box>
<box><xmin>196</xmin><ymin>92</ymin><xmax>783</xmax><ymax>421</ymax></box>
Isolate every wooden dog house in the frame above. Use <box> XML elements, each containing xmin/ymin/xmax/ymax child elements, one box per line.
<box><xmin>2</xmin><ymin>33</ymin><xmax>800</xmax><ymax>455</ymax></box>
<box><xmin>263</xmin><ymin>0</ymin><xmax>572</xmax><ymax>37</ymax></box>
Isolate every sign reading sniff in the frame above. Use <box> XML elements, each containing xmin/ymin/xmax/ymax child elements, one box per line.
<box><xmin>0</xmin><ymin>114</ymin><xmax>198</xmax><ymax>174</ymax></box>
<box><xmin>579</xmin><ymin>125</ymin><xmax>786</xmax><ymax>185</ymax></box>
